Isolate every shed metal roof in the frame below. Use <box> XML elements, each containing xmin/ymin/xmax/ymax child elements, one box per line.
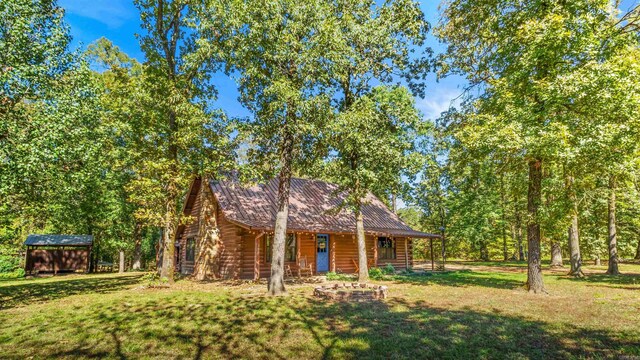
<box><xmin>24</xmin><ymin>234</ymin><xmax>94</xmax><ymax>246</ymax></box>
<box><xmin>209</xmin><ymin>177</ymin><xmax>440</xmax><ymax>239</ymax></box>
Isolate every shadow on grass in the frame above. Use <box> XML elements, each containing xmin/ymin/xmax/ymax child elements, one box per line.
<box><xmin>449</xmin><ymin>260</ymin><xmax>529</xmax><ymax>268</ymax></box>
<box><xmin>558</xmin><ymin>272</ymin><xmax>640</xmax><ymax>287</ymax></box>
<box><xmin>391</xmin><ymin>269</ymin><xmax>524</xmax><ymax>290</ymax></box>
<box><xmin>3</xmin><ymin>288</ymin><xmax>637</xmax><ymax>359</ymax></box>
<box><xmin>0</xmin><ymin>274</ymin><xmax>142</xmax><ymax>310</ymax></box>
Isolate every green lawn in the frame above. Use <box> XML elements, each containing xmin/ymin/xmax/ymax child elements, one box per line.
<box><xmin>1</xmin><ymin>263</ymin><xmax>639</xmax><ymax>359</ymax></box>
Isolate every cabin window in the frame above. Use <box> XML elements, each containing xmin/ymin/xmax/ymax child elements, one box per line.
<box><xmin>265</xmin><ymin>234</ymin><xmax>297</xmax><ymax>262</ymax></box>
<box><xmin>186</xmin><ymin>237</ymin><xmax>196</xmax><ymax>262</ymax></box>
<box><xmin>377</xmin><ymin>237</ymin><xmax>396</xmax><ymax>260</ymax></box>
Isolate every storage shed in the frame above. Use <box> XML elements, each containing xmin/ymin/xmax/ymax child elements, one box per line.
<box><xmin>24</xmin><ymin>235</ymin><xmax>93</xmax><ymax>275</ymax></box>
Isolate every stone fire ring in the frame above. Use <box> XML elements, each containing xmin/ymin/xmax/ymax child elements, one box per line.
<box><xmin>314</xmin><ymin>283</ymin><xmax>388</xmax><ymax>302</ymax></box>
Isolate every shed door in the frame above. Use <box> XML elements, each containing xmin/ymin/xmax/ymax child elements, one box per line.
<box><xmin>316</xmin><ymin>234</ymin><xmax>329</xmax><ymax>272</ymax></box>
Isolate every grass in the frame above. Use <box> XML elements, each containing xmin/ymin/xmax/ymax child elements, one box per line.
<box><xmin>0</xmin><ymin>262</ymin><xmax>639</xmax><ymax>359</ymax></box>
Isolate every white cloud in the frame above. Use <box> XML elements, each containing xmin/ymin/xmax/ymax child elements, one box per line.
<box><xmin>60</xmin><ymin>0</ymin><xmax>135</xmax><ymax>28</ymax></box>
<box><xmin>417</xmin><ymin>89</ymin><xmax>463</xmax><ymax>121</ymax></box>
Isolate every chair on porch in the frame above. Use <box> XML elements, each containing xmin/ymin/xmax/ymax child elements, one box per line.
<box><xmin>285</xmin><ymin>264</ymin><xmax>294</xmax><ymax>278</ymax></box>
<box><xmin>298</xmin><ymin>256</ymin><xmax>313</xmax><ymax>277</ymax></box>
<box><xmin>352</xmin><ymin>258</ymin><xmax>376</xmax><ymax>274</ymax></box>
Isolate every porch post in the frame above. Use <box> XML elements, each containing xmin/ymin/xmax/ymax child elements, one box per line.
<box><xmin>330</xmin><ymin>235</ymin><xmax>336</xmax><ymax>272</ymax></box>
<box><xmin>441</xmin><ymin>234</ymin><xmax>446</xmax><ymax>271</ymax></box>
<box><xmin>404</xmin><ymin>238</ymin><xmax>409</xmax><ymax>269</ymax></box>
<box><xmin>430</xmin><ymin>238</ymin><xmax>434</xmax><ymax>271</ymax></box>
<box><xmin>254</xmin><ymin>232</ymin><xmax>265</xmax><ymax>281</ymax></box>
<box><xmin>373</xmin><ymin>236</ymin><xmax>378</xmax><ymax>268</ymax></box>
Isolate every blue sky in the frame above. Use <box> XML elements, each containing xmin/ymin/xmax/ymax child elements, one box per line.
<box><xmin>59</xmin><ymin>0</ymin><xmax>465</xmax><ymax>121</ymax></box>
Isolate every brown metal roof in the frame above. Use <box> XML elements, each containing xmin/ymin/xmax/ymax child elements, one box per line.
<box><xmin>209</xmin><ymin>177</ymin><xmax>439</xmax><ymax>239</ymax></box>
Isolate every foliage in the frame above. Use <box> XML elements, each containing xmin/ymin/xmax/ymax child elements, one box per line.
<box><xmin>0</xmin><ymin>254</ymin><xmax>20</xmax><ymax>273</ymax></box>
<box><xmin>427</xmin><ymin>0</ymin><xmax>640</xmax><ymax>280</ymax></box>
<box><xmin>130</xmin><ymin>0</ymin><xmax>235</xmax><ymax>281</ymax></box>
<box><xmin>325</xmin><ymin>271</ymin><xmax>356</xmax><ymax>281</ymax></box>
<box><xmin>0</xmin><ymin>0</ymin><xmax>75</xmax><ymax>115</ymax></box>
<box><xmin>381</xmin><ymin>263</ymin><xmax>396</xmax><ymax>275</ymax></box>
<box><xmin>140</xmin><ymin>271</ymin><xmax>169</xmax><ymax>288</ymax></box>
<box><xmin>0</xmin><ymin>0</ymin><xmax>130</xmax><ymax>264</ymax></box>
<box><xmin>0</xmin><ymin>269</ymin><xmax>24</xmax><ymax>279</ymax></box>
<box><xmin>368</xmin><ymin>267</ymin><xmax>384</xmax><ymax>280</ymax></box>
<box><xmin>198</xmin><ymin>0</ymin><xmax>354</xmax><ymax>293</ymax></box>
<box><xmin>327</xmin><ymin>86</ymin><xmax>424</xmax><ymax>209</ymax></box>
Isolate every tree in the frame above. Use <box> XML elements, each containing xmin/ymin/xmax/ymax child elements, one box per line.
<box><xmin>1</xmin><ymin>1</ymin><xmax>125</xmax><ymax>258</ymax></box>
<box><xmin>566</xmin><ymin>173</ymin><xmax>584</xmax><ymax>277</ymax></box>
<box><xmin>416</xmin><ymin>141</ymin><xmax>451</xmax><ymax>263</ymax></box>
<box><xmin>1</xmin><ymin>0</ymin><xmax>75</xmax><ymax>207</ymax></box>
<box><xmin>0</xmin><ymin>0</ymin><xmax>74</xmax><ymax>117</ymax></box>
<box><xmin>199</xmin><ymin>0</ymin><xmax>339</xmax><ymax>294</ymax></box>
<box><xmin>327</xmin><ymin>0</ymin><xmax>429</xmax><ymax>282</ymax></box>
<box><xmin>327</xmin><ymin>86</ymin><xmax>423</xmax><ymax>282</ymax></box>
<box><xmin>437</xmin><ymin>0</ymin><xmax>640</xmax><ymax>292</ymax></box>
<box><xmin>133</xmin><ymin>0</ymin><xmax>233</xmax><ymax>283</ymax></box>
<box><xmin>86</xmin><ymin>38</ymin><xmax>149</xmax><ymax>272</ymax></box>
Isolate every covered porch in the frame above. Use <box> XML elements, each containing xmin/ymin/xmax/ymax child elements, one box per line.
<box><xmin>245</xmin><ymin>229</ymin><xmax>439</xmax><ymax>280</ymax></box>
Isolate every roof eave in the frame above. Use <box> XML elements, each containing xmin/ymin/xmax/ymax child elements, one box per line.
<box><xmin>222</xmin><ymin>218</ymin><xmax>441</xmax><ymax>239</ymax></box>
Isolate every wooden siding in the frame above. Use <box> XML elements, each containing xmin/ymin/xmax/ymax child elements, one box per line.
<box><xmin>332</xmin><ymin>235</ymin><xmax>412</xmax><ymax>274</ymax></box>
<box><xmin>25</xmin><ymin>248</ymin><xmax>90</xmax><ymax>273</ymax></box>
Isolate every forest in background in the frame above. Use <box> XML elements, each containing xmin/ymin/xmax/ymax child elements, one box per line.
<box><xmin>1</xmin><ymin>0</ymin><xmax>639</xmax><ymax>292</ymax></box>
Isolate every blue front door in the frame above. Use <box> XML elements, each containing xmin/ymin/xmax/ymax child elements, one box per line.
<box><xmin>316</xmin><ymin>234</ymin><xmax>329</xmax><ymax>272</ymax></box>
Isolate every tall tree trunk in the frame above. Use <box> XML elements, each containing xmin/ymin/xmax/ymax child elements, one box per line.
<box><xmin>440</xmin><ymin>209</ymin><xmax>447</xmax><ymax>270</ymax></box>
<box><xmin>479</xmin><ymin>242</ymin><xmax>489</xmax><ymax>261</ymax></box>
<box><xmin>441</xmin><ymin>231</ymin><xmax>446</xmax><ymax>269</ymax></box>
<box><xmin>546</xmin><ymin>174</ymin><xmax>563</xmax><ymax>268</ymax></box>
<box><xmin>566</xmin><ymin>175</ymin><xmax>583</xmax><ymax>277</ymax></box>
<box><xmin>606</xmin><ymin>175</ymin><xmax>620</xmax><ymax>275</ymax></box>
<box><xmin>156</xmin><ymin>229</ymin><xmax>162</xmax><ymax>273</ymax></box>
<box><xmin>155</xmin><ymin>1</ymin><xmax>184</xmax><ymax>284</ymax></box>
<box><xmin>159</xmin><ymin>66</ymin><xmax>180</xmax><ymax>283</ymax></box>
<box><xmin>160</xmin><ymin>182</ymin><xmax>179</xmax><ymax>283</ymax></box>
<box><xmin>550</xmin><ymin>242</ymin><xmax>563</xmax><ymax>268</ymax></box>
<box><xmin>193</xmin><ymin>180</ymin><xmax>221</xmax><ymax>281</ymax></box>
<box><xmin>592</xmin><ymin>224</ymin><xmax>601</xmax><ymax>266</ymax></box>
<box><xmin>356</xmin><ymin>204</ymin><xmax>369</xmax><ymax>282</ymax></box>
<box><xmin>268</xmin><ymin>129</ymin><xmax>294</xmax><ymax>296</ymax></box>
<box><xmin>119</xmin><ymin>250</ymin><xmax>125</xmax><ymax>274</ymax></box>
<box><xmin>500</xmin><ymin>175</ymin><xmax>508</xmax><ymax>261</ymax></box>
<box><xmin>635</xmin><ymin>237</ymin><xmax>640</xmax><ymax>260</ymax></box>
<box><xmin>514</xmin><ymin>193</ymin><xmax>524</xmax><ymax>261</ymax></box>
<box><xmin>526</xmin><ymin>159</ymin><xmax>545</xmax><ymax>293</ymax></box>
<box><xmin>391</xmin><ymin>193</ymin><xmax>397</xmax><ymax>213</ymax></box>
<box><xmin>132</xmin><ymin>222</ymin><xmax>143</xmax><ymax>271</ymax></box>
<box><xmin>502</xmin><ymin>231</ymin><xmax>508</xmax><ymax>261</ymax></box>
<box><xmin>511</xmin><ymin>223</ymin><xmax>517</xmax><ymax>260</ymax></box>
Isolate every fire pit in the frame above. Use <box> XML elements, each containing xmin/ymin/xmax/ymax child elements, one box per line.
<box><xmin>313</xmin><ymin>283</ymin><xmax>388</xmax><ymax>302</ymax></box>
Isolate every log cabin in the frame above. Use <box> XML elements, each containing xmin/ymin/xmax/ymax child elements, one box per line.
<box><xmin>175</xmin><ymin>177</ymin><xmax>439</xmax><ymax>280</ymax></box>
